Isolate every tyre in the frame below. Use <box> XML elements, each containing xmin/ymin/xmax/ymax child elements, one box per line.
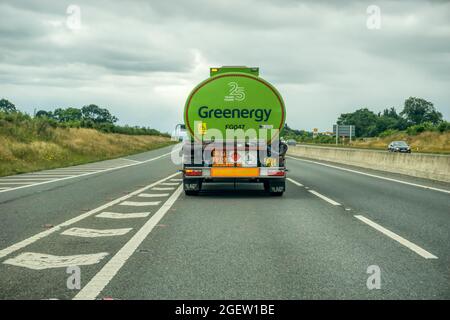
<box><xmin>185</xmin><ymin>190</ymin><xmax>199</xmax><ymax>196</ymax></box>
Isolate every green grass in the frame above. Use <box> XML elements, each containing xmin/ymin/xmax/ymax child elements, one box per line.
<box><xmin>0</xmin><ymin>126</ymin><xmax>176</xmax><ymax>177</ymax></box>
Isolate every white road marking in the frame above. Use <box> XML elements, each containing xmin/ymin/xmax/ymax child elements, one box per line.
<box><xmin>73</xmin><ymin>185</ymin><xmax>183</xmax><ymax>300</ymax></box>
<box><xmin>0</xmin><ymin>172</ymin><xmax>180</xmax><ymax>259</ymax></box>
<box><xmin>308</xmin><ymin>190</ymin><xmax>341</xmax><ymax>206</ymax></box>
<box><xmin>152</xmin><ymin>187</ymin><xmax>175</xmax><ymax>191</ymax></box>
<box><xmin>0</xmin><ymin>151</ymin><xmax>173</xmax><ymax>194</ymax></box>
<box><xmin>0</xmin><ymin>188</ymin><xmax>9</xmax><ymax>190</ymax></box>
<box><xmin>6</xmin><ymin>174</ymin><xmax>75</xmax><ymax>177</ymax></box>
<box><xmin>0</xmin><ymin>178</ymin><xmax>58</xmax><ymax>181</ymax></box>
<box><xmin>119</xmin><ymin>201</ymin><xmax>161</xmax><ymax>207</ymax></box>
<box><xmin>286</xmin><ymin>156</ymin><xmax>450</xmax><ymax>194</ymax></box>
<box><xmin>4</xmin><ymin>252</ymin><xmax>109</xmax><ymax>270</ymax></box>
<box><xmin>61</xmin><ymin>227</ymin><xmax>132</xmax><ymax>238</ymax></box>
<box><xmin>354</xmin><ymin>215</ymin><xmax>438</xmax><ymax>259</ymax></box>
<box><xmin>287</xmin><ymin>177</ymin><xmax>304</xmax><ymax>187</ymax></box>
<box><xmin>96</xmin><ymin>212</ymin><xmax>151</xmax><ymax>219</ymax></box>
<box><xmin>159</xmin><ymin>182</ymin><xmax>180</xmax><ymax>186</ymax></box>
<box><xmin>170</xmin><ymin>179</ymin><xmax>182</xmax><ymax>182</ymax></box>
<box><xmin>138</xmin><ymin>193</ymin><xmax>170</xmax><ymax>198</ymax></box>
<box><xmin>0</xmin><ymin>182</ymin><xmax>39</xmax><ymax>185</ymax></box>
<box><xmin>120</xmin><ymin>158</ymin><xmax>142</xmax><ymax>164</ymax></box>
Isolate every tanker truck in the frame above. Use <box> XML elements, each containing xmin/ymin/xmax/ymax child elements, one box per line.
<box><xmin>182</xmin><ymin>66</ymin><xmax>287</xmax><ymax>196</ymax></box>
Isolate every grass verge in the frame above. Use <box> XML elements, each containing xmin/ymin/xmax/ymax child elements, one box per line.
<box><xmin>0</xmin><ymin>127</ymin><xmax>176</xmax><ymax>177</ymax></box>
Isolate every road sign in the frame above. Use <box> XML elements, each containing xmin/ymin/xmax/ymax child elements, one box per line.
<box><xmin>333</xmin><ymin>125</ymin><xmax>355</xmax><ymax>137</ymax></box>
<box><xmin>313</xmin><ymin>128</ymin><xmax>319</xmax><ymax>138</ymax></box>
<box><xmin>333</xmin><ymin>124</ymin><xmax>355</xmax><ymax>144</ymax></box>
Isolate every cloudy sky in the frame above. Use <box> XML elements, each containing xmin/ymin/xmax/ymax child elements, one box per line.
<box><xmin>0</xmin><ymin>0</ymin><xmax>449</xmax><ymax>133</ymax></box>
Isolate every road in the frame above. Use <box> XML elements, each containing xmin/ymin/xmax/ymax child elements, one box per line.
<box><xmin>0</xmin><ymin>144</ymin><xmax>448</xmax><ymax>299</ymax></box>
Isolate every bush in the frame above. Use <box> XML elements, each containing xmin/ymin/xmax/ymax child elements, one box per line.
<box><xmin>379</xmin><ymin>129</ymin><xmax>398</xmax><ymax>138</ymax></box>
<box><xmin>437</xmin><ymin>121</ymin><xmax>450</xmax><ymax>133</ymax></box>
<box><xmin>406</xmin><ymin>122</ymin><xmax>435</xmax><ymax>135</ymax></box>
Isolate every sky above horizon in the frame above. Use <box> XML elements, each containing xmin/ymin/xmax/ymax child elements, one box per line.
<box><xmin>1</xmin><ymin>0</ymin><xmax>449</xmax><ymax>133</ymax></box>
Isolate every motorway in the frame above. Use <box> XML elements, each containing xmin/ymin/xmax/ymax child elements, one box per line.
<box><xmin>0</xmin><ymin>144</ymin><xmax>448</xmax><ymax>299</ymax></box>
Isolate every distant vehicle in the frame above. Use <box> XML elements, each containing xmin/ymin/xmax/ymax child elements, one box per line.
<box><xmin>286</xmin><ymin>139</ymin><xmax>297</xmax><ymax>146</ymax></box>
<box><xmin>388</xmin><ymin>141</ymin><xmax>411</xmax><ymax>153</ymax></box>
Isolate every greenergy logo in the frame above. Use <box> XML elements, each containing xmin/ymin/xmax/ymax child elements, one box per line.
<box><xmin>198</xmin><ymin>106</ymin><xmax>272</xmax><ymax>122</ymax></box>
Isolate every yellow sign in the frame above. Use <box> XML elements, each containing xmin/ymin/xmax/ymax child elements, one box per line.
<box><xmin>264</xmin><ymin>157</ymin><xmax>278</xmax><ymax>167</ymax></box>
<box><xmin>197</xmin><ymin>122</ymin><xmax>207</xmax><ymax>135</ymax></box>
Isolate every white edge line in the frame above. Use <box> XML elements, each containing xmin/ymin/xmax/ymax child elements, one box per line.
<box><xmin>73</xmin><ymin>185</ymin><xmax>183</xmax><ymax>300</ymax></box>
<box><xmin>354</xmin><ymin>215</ymin><xmax>438</xmax><ymax>259</ymax></box>
<box><xmin>0</xmin><ymin>151</ymin><xmax>173</xmax><ymax>194</ymax></box>
<box><xmin>308</xmin><ymin>190</ymin><xmax>341</xmax><ymax>206</ymax></box>
<box><xmin>286</xmin><ymin>155</ymin><xmax>450</xmax><ymax>194</ymax></box>
<box><xmin>0</xmin><ymin>172</ymin><xmax>180</xmax><ymax>259</ymax></box>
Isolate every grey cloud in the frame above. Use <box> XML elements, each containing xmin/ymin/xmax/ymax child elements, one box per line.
<box><xmin>0</xmin><ymin>0</ymin><xmax>449</xmax><ymax>133</ymax></box>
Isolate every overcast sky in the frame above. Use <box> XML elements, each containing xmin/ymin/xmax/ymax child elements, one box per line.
<box><xmin>0</xmin><ymin>0</ymin><xmax>449</xmax><ymax>133</ymax></box>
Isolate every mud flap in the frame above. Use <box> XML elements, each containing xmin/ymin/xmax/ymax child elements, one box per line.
<box><xmin>183</xmin><ymin>178</ymin><xmax>202</xmax><ymax>193</ymax></box>
<box><xmin>269</xmin><ymin>178</ymin><xmax>285</xmax><ymax>195</ymax></box>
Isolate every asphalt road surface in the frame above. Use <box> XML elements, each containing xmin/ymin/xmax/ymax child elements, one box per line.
<box><xmin>0</xmin><ymin>144</ymin><xmax>448</xmax><ymax>299</ymax></box>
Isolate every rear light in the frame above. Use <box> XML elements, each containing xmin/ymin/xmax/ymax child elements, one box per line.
<box><xmin>184</xmin><ymin>169</ymin><xmax>210</xmax><ymax>177</ymax></box>
<box><xmin>260</xmin><ymin>168</ymin><xmax>285</xmax><ymax>176</ymax></box>
<box><xmin>185</xmin><ymin>169</ymin><xmax>202</xmax><ymax>176</ymax></box>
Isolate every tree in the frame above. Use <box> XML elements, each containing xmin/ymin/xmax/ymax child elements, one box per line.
<box><xmin>35</xmin><ymin>110</ymin><xmax>53</xmax><ymax>118</ymax></box>
<box><xmin>53</xmin><ymin>107</ymin><xmax>82</xmax><ymax>122</ymax></box>
<box><xmin>400</xmin><ymin>97</ymin><xmax>443</xmax><ymax>125</ymax></box>
<box><xmin>81</xmin><ymin>104</ymin><xmax>118</xmax><ymax>124</ymax></box>
<box><xmin>0</xmin><ymin>99</ymin><xmax>17</xmax><ymax>113</ymax></box>
<box><xmin>337</xmin><ymin>108</ymin><xmax>379</xmax><ymax>137</ymax></box>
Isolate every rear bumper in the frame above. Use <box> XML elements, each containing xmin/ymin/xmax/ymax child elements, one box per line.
<box><xmin>183</xmin><ymin>167</ymin><xmax>286</xmax><ymax>179</ymax></box>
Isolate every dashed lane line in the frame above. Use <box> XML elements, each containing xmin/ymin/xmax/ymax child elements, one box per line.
<box><xmin>286</xmin><ymin>155</ymin><xmax>450</xmax><ymax>195</ymax></box>
<box><xmin>287</xmin><ymin>177</ymin><xmax>341</xmax><ymax>205</ymax></box>
<box><xmin>0</xmin><ymin>151</ymin><xmax>173</xmax><ymax>194</ymax></box>
<box><xmin>286</xmin><ymin>178</ymin><xmax>303</xmax><ymax>187</ymax></box>
<box><xmin>73</xmin><ymin>185</ymin><xmax>183</xmax><ymax>300</ymax></box>
<box><xmin>354</xmin><ymin>215</ymin><xmax>438</xmax><ymax>259</ymax></box>
<box><xmin>0</xmin><ymin>172</ymin><xmax>180</xmax><ymax>259</ymax></box>
<box><xmin>308</xmin><ymin>190</ymin><xmax>341</xmax><ymax>206</ymax></box>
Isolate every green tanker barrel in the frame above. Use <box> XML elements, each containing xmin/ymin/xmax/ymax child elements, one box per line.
<box><xmin>184</xmin><ymin>67</ymin><xmax>285</xmax><ymax>143</ymax></box>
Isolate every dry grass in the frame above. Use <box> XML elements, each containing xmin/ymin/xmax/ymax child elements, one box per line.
<box><xmin>349</xmin><ymin>131</ymin><xmax>450</xmax><ymax>154</ymax></box>
<box><xmin>0</xmin><ymin>128</ymin><xmax>174</xmax><ymax>176</ymax></box>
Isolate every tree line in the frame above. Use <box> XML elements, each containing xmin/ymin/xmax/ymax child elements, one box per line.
<box><xmin>337</xmin><ymin>97</ymin><xmax>448</xmax><ymax>137</ymax></box>
<box><xmin>283</xmin><ymin>96</ymin><xmax>448</xmax><ymax>143</ymax></box>
<box><xmin>0</xmin><ymin>99</ymin><xmax>168</xmax><ymax>137</ymax></box>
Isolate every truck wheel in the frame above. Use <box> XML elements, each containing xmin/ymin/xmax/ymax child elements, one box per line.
<box><xmin>185</xmin><ymin>190</ymin><xmax>199</xmax><ymax>196</ymax></box>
